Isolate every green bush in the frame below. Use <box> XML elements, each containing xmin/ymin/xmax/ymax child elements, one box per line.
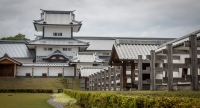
<box><xmin>0</xmin><ymin>89</ymin><xmax>53</xmax><ymax>93</ymax></box>
<box><xmin>64</xmin><ymin>89</ymin><xmax>199</xmax><ymax>108</ymax></box>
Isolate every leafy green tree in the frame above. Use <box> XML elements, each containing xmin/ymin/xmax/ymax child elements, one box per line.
<box><xmin>0</xmin><ymin>33</ymin><xmax>30</xmax><ymax>40</ymax></box>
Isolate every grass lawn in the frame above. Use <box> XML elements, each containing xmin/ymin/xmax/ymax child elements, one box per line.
<box><xmin>0</xmin><ymin>93</ymin><xmax>53</xmax><ymax>108</ymax></box>
<box><xmin>0</xmin><ymin>78</ymin><xmax>67</xmax><ymax>92</ymax></box>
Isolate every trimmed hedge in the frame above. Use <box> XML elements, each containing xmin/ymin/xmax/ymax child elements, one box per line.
<box><xmin>64</xmin><ymin>89</ymin><xmax>199</xmax><ymax>108</ymax></box>
<box><xmin>0</xmin><ymin>89</ymin><xmax>53</xmax><ymax>93</ymax></box>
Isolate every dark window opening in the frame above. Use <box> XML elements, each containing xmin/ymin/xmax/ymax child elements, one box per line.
<box><xmin>58</xmin><ymin>73</ymin><xmax>63</xmax><ymax>77</ymax></box>
<box><xmin>26</xmin><ymin>73</ymin><xmax>31</xmax><ymax>77</ymax></box>
<box><xmin>142</xmin><ymin>63</ymin><xmax>150</xmax><ymax>70</ymax></box>
<box><xmin>53</xmin><ymin>32</ymin><xmax>57</xmax><ymax>36</ymax></box>
<box><xmin>182</xmin><ymin>68</ymin><xmax>188</xmax><ymax>77</ymax></box>
<box><xmin>42</xmin><ymin>73</ymin><xmax>47</xmax><ymax>77</ymax></box>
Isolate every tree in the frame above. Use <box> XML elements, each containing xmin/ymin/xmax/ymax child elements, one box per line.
<box><xmin>0</xmin><ymin>33</ymin><xmax>30</xmax><ymax>40</ymax></box>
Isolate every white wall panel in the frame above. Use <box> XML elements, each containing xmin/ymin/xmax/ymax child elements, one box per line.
<box><xmin>33</xmin><ymin>67</ymin><xmax>48</xmax><ymax>76</ymax></box>
<box><xmin>17</xmin><ymin>66</ymin><xmax>32</xmax><ymax>76</ymax></box>
<box><xmin>36</xmin><ymin>46</ymin><xmax>78</xmax><ymax>57</ymax></box>
<box><xmin>44</xmin><ymin>26</ymin><xmax>71</xmax><ymax>38</ymax></box>
<box><xmin>64</xmin><ymin>67</ymin><xmax>74</xmax><ymax>76</ymax></box>
<box><xmin>49</xmin><ymin>67</ymin><xmax>63</xmax><ymax>76</ymax></box>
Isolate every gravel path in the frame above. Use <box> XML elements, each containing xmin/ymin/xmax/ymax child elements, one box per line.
<box><xmin>47</xmin><ymin>95</ymin><xmax>68</xmax><ymax>108</ymax></box>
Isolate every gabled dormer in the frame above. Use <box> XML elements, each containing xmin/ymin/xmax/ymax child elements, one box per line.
<box><xmin>33</xmin><ymin>9</ymin><xmax>82</xmax><ymax>38</ymax></box>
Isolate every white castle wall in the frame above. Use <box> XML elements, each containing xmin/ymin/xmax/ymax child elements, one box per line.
<box><xmin>17</xmin><ymin>66</ymin><xmax>32</xmax><ymax>76</ymax></box>
<box><xmin>36</xmin><ymin>46</ymin><xmax>78</xmax><ymax>57</ymax></box>
<box><xmin>44</xmin><ymin>26</ymin><xmax>71</xmax><ymax>38</ymax></box>
<box><xmin>64</xmin><ymin>67</ymin><xmax>74</xmax><ymax>76</ymax></box>
<box><xmin>17</xmin><ymin>66</ymin><xmax>74</xmax><ymax>77</ymax></box>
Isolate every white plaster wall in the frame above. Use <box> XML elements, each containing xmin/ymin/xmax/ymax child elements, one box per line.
<box><xmin>44</xmin><ymin>26</ymin><xmax>71</xmax><ymax>38</ymax></box>
<box><xmin>17</xmin><ymin>66</ymin><xmax>74</xmax><ymax>77</ymax></box>
<box><xmin>17</xmin><ymin>66</ymin><xmax>32</xmax><ymax>76</ymax></box>
<box><xmin>33</xmin><ymin>67</ymin><xmax>48</xmax><ymax>76</ymax></box>
<box><xmin>15</xmin><ymin>58</ymin><xmax>33</xmax><ymax>63</ymax></box>
<box><xmin>45</xmin><ymin>14</ymin><xmax>71</xmax><ymax>24</ymax></box>
<box><xmin>36</xmin><ymin>46</ymin><xmax>78</xmax><ymax>57</ymax></box>
<box><xmin>49</xmin><ymin>67</ymin><xmax>63</xmax><ymax>76</ymax></box>
<box><xmin>64</xmin><ymin>67</ymin><xmax>74</xmax><ymax>76</ymax></box>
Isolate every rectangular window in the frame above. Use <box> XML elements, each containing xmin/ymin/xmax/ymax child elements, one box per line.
<box><xmin>58</xmin><ymin>33</ymin><xmax>62</xmax><ymax>36</ymax></box>
<box><xmin>63</xmin><ymin>48</ymin><xmax>68</xmax><ymax>51</ymax></box>
<box><xmin>48</xmin><ymin>48</ymin><xmax>52</xmax><ymax>51</ymax></box>
<box><xmin>44</xmin><ymin>48</ymin><xmax>47</xmax><ymax>51</ymax></box>
<box><xmin>53</xmin><ymin>32</ymin><xmax>57</xmax><ymax>36</ymax></box>
<box><xmin>42</xmin><ymin>73</ymin><xmax>47</xmax><ymax>77</ymax></box>
<box><xmin>26</xmin><ymin>73</ymin><xmax>31</xmax><ymax>77</ymax></box>
<box><xmin>68</xmin><ymin>48</ymin><xmax>72</xmax><ymax>51</ymax></box>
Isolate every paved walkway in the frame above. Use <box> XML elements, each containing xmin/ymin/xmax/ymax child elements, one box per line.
<box><xmin>47</xmin><ymin>95</ymin><xmax>68</xmax><ymax>108</ymax></box>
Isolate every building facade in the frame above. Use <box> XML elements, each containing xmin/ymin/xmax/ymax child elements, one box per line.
<box><xmin>0</xmin><ymin>10</ymin><xmax>174</xmax><ymax>78</ymax></box>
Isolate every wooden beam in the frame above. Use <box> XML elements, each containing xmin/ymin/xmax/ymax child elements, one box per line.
<box><xmin>167</xmin><ymin>44</ymin><xmax>173</xmax><ymax>91</ymax></box>
<box><xmin>163</xmin><ymin>77</ymin><xmax>191</xmax><ymax>83</ymax></box>
<box><xmin>135</xmin><ymin>70</ymin><xmax>150</xmax><ymax>74</ymax></box>
<box><xmin>162</xmin><ymin>49</ymin><xmax>200</xmax><ymax>54</ymax></box>
<box><xmin>184</xmin><ymin>41</ymin><xmax>200</xmax><ymax>47</ymax></box>
<box><xmin>163</xmin><ymin>63</ymin><xmax>190</xmax><ymax>68</ymax></box>
<box><xmin>189</xmin><ymin>35</ymin><xmax>198</xmax><ymax>90</ymax></box>
<box><xmin>185</xmin><ymin>58</ymin><xmax>200</xmax><ymax>64</ymax></box>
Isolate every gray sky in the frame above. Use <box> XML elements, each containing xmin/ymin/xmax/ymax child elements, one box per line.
<box><xmin>0</xmin><ymin>0</ymin><xmax>200</xmax><ymax>40</ymax></box>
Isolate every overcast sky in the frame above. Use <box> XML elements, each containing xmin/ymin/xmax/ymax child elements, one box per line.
<box><xmin>0</xmin><ymin>0</ymin><xmax>200</xmax><ymax>40</ymax></box>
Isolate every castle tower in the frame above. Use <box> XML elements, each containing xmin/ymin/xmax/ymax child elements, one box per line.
<box><xmin>33</xmin><ymin>9</ymin><xmax>82</xmax><ymax>38</ymax></box>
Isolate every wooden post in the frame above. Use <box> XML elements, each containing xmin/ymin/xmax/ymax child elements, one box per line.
<box><xmin>47</xmin><ymin>65</ymin><xmax>49</xmax><ymax>78</ymax></box>
<box><xmin>122</xmin><ymin>63</ymin><xmax>127</xmax><ymax>90</ymax></box>
<box><xmin>113</xmin><ymin>66</ymin><xmax>117</xmax><ymax>91</ymax></box>
<box><xmin>89</xmin><ymin>75</ymin><xmax>91</xmax><ymax>91</ymax></box>
<box><xmin>94</xmin><ymin>74</ymin><xmax>96</xmax><ymax>90</ymax></box>
<box><xmin>98</xmin><ymin>72</ymin><xmax>101</xmax><ymax>90</ymax></box>
<box><xmin>167</xmin><ymin>44</ymin><xmax>173</xmax><ymax>91</ymax></box>
<box><xmin>13</xmin><ymin>64</ymin><xmax>16</xmax><ymax>78</ymax></box>
<box><xmin>62</xmin><ymin>65</ymin><xmax>64</xmax><ymax>78</ymax></box>
<box><xmin>138</xmin><ymin>55</ymin><xmax>143</xmax><ymax>90</ymax></box>
<box><xmin>150</xmin><ymin>50</ymin><xmax>156</xmax><ymax>90</ymax></box>
<box><xmin>92</xmin><ymin>74</ymin><xmax>95</xmax><ymax>91</ymax></box>
<box><xmin>32</xmin><ymin>64</ymin><xmax>34</xmax><ymax>78</ymax></box>
<box><xmin>100</xmin><ymin>70</ymin><xmax>102</xmax><ymax>91</ymax></box>
<box><xmin>131</xmin><ymin>61</ymin><xmax>135</xmax><ymax>89</ymax></box>
<box><xmin>84</xmin><ymin>77</ymin><xmax>87</xmax><ymax>90</ymax></box>
<box><xmin>108</xmin><ymin>67</ymin><xmax>111</xmax><ymax>90</ymax></box>
<box><xmin>189</xmin><ymin>35</ymin><xmax>198</xmax><ymax>90</ymax></box>
<box><xmin>120</xmin><ymin>66</ymin><xmax>123</xmax><ymax>91</ymax></box>
<box><xmin>104</xmin><ymin>69</ymin><xmax>107</xmax><ymax>90</ymax></box>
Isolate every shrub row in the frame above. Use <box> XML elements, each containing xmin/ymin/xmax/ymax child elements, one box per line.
<box><xmin>0</xmin><ymin>89</ymin><xmax>53</xmax><ymax>93</ymax></box>
<box><xmin>64</xmin><ymin>89</ymin><xmax>199</xmax><ymax>108</ymax></box>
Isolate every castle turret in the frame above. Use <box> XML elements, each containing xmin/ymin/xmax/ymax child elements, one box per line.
<box><xmin>33</xmin><ymin>9</ymin><xmax>82</xmax><ymax>38</ymax></box>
